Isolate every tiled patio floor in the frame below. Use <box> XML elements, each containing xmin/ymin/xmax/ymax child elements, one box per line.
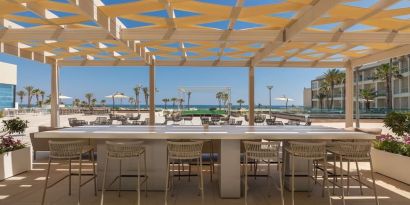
<box><xmin>1</xmin><ymin>153</ymin><xmax>409</xmax><ymax>205</ymax></box>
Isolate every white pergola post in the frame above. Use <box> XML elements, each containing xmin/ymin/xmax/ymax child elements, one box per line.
<box><xmin>50</xmin><ymin>63</ymin><xmax>60</xmax><ymax>128</ymax></box>
<box><xmin>345</xmin><ymin>62</ymin><xmax>354</xmax><ymax>128</ymax></box>
<box><xmin>149</xmin><ymin>60</ymin><xmax>155</xmax><ymax>125</ymax></box>
<box><xmin>248</xmin><ymin>64</ymin><xmax>255</xmax><ymax>126</ymax></box>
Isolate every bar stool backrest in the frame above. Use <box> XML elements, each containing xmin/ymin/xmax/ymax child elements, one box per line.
<box><xmin>336</xmin><ymin>142</ymin><xmax>371</xmax><ymax>160</ymax></box>
<box><xmin>49</xmin><ymin>140</ymin><xmax>84</xmax><ymax>159</ymax></box>
<box><xmin>288</xmin><ymin>141</ymin><xmax>326</xmax><ymax>160</ymax></box>
<box><xmin>106</xmin><ymin>141</ymin><xmax>144</xmax><ymax>159</ymax></box>
<box><xmin>243</xmin><ymin>141</ymin><xmax>280</xmax><ymax>160</ymax></box>
<box><xmin>167</xmin><ymin>141</ymin><xmax>203</xmax><ymax>160</ymax></box>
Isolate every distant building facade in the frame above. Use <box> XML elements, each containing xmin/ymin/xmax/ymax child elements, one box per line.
<box><xmin>303</xmin><ymin>87</ymin><xmax>312</xmax><ymax>108</ymax></box>
<box><xmin>310</xmin><ymin>55</ymin><xmax>410</xmax><ymax>111</ymax></box>
<box><xmin>0</xmin><ymin>62</ymin><xmax>17</xmax><ymax>109</ymax></box>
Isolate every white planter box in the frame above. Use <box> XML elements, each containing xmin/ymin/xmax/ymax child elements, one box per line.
<box><xmin>0</xmin><ymin>147</ymin><xmax>31</xmax><ymax>180</ymax></box>
<box><xmin>371</xmin><ymin>148</ymin><xmax>410</xmax><ymax>185</ymax></box>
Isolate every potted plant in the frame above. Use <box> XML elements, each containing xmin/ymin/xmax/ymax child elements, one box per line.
<box><xmin>371</xmin><ymin>112</ymin><xmax>410</xmax><ymax>184</ymax></box>
<box><xmin>0</xmin><ymin>118</ymin><xmax>31</xmax><ymax>180</ymax></box>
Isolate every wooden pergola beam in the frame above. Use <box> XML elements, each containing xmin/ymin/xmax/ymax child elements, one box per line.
<box><xmin>2</xmin><ymin>28</ymin><xmax>410</xmax><ymax>44</ymax></box>
<box><xmin>0</xmin><ymin>42</ymin><xmax>56</xmax><ymax>65</ymax></box>
<box><xmin>69</xmin><ymin>0</ymin><xmax>150</xmax><ymax>64</ymax></box>
<box><xmin>58</xmin><ymin>59</ymin><xmax>345</xmax><ymax>68</ymax></box>
<box><xmin>351</xmin><ymin>45</ymin><xmax>410</xmax><ymax>67</ymax></box>
<box><xmin>251</xmin><ymin>0</ymin><xmax>343</xmax><ymax>65</ymax></box>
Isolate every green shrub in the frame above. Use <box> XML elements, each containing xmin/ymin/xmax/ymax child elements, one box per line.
<box><xmin>383</xmin><ymin>112</ymin><xmax>410</xmax><ymax>136</ymax></box>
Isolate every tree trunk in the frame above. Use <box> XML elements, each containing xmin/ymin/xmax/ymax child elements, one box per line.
<box><xmin>387</xmin><ymin>58</ymin><xmax>393</xmax><ymax>110</ymax></box>
<box><xmin>330</xmin><ymin>84</ymin><xmax>334</xmax><ymax>109</ymax></box>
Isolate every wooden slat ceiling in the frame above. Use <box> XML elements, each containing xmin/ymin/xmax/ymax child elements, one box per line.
<box><xmin>0</xmin><ymin>0</ymin><xmax>409</xmax><ymax>68</ymax></box>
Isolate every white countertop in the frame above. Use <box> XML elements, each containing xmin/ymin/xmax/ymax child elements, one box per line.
<box><xmin>34</xmin><ymin>125</ymin><xmax>375</xmax><ymax>140</ymax></box>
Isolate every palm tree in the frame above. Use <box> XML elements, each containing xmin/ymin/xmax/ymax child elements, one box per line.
<box><xmin>16</xmin><ymin>90</ymin><xmax>26</xmax><ymax>104</ymax></box>
<box><xmin>39</xmin><ymin>90</ymin><xmax>45</xmax><ymax>102</ymax></box>
<box><xmin>323</xmin><ymin>69</ymin><xmax>342</xmax><ymax>109</ymax></box>
<box><xmin>216</xmin><ymin>92</ymin><xmax>223</xmax><ymax>110</ymax></box>
<box><xmin>85</xmin><ymin>93</ymin><xmax>93</xmax><ymax>106</ymax></box>
<box><xmin>338</xmin><ymin>72</ymin><xmax>346</xmax><ymax>110</ymax></box>
<box><xmin>316</xmin><ymin>93</ymin><xmax>327</xmax><ymax>111</ymax></box>
<box><xmin>187</xmin><ymin>91</ymin><xmax>192</xmax><ymax>110</ymax></box>
<box><xmin>128</xmin><ymin>97</ymin><xmax>135</xmax><ymax>105</ymax></box>
<box><xmin>133</xmin><ymin>85</ymin><xmax>142</xmax><ymax>113</ymax></box>
<box><xmin>39</xmin><ymin>90</ymin><xmax>45</xmax><ymax>107</ymax></box>
<box><xmin>237</xmin><ymin>99</ymin><xmax>245</xmax><ymax>110</ymax></box>
<box><xmin>319</xmin><ymin>81</ymin><xmax>330</xmax><ymax>109</ymax></box>
<box><xmin>91</xmin><ymin>98</ymin><xmax>97</xmax><ymax>107</ymax></box>
<box><xmin>100</xmin><ymin>99</ymin><xmax>106</xmax><ymax>107</ymax></box>
<box><xmin>177</xmin><ymin>98</ymin><xmax>184</xmax><ymax>110</ymax></box>
<box><xmin>221</xmin><ymin>92</ymin><xmax>229</xmax><ymax>109</ymax></box>
<box><xmin>32</xmin><ymin>88</ymin><xmax>41</xmax><ymax>107</ymax></box>
<box><xmin>360</xmin><ymin>88</ymin><xmax>377</xmax><ymax>111</ymax></box>
<box><xmin>171</xmin><ymin>97</ymin><xmax>177</xmax><ymax>109</ymax></box>
<box><xmin>73</xmin><ymin>98</ymin><xmax>81</xmax><ymax>107</ymax></box>
<box><xmin>374</xmin><ymin>62</ymin><xmax>402</xmax><ymax>110</ymax></box>
<box><xmin>24</xmin><ymin>86</ymin><xmax>34</xmax><ymax>108</ymax></box>
<box><xmin>143</xmin><ymin>87</ymin><xmax>149</xmax><ymax>109</ymax></box>
<box><xmin>162</xmin><ymin>98</ymin><xmax>170</xmax><ymax>109</ymax></box>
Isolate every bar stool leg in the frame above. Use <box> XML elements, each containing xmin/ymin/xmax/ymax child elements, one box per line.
<box><xmin>100</xmin><ymin>157</ymin><xmax>109</xmax><ymax>205</ymax></box>
<box><xmin>278</xmin><ymin>155</ymin><xmax>284</xmax><ymax>205</ymax></box>
<box><xmin>78</xmin><ymin>154</ymin><xmax>82</xmax><ymax>205</ymax></box>
<box><xmin>91</xmin><ymin>151</ymin><xmax>97</xmax><ymax>196</ymax></box>
<box><xmin>69</xmin><ymin>158</ymin><xmax>72</xmax><ymax>196</ymax></box>
<box><xmin>244</xmin><ymin>155</ymin><xmax>248</xmax><ymax>205</ymax></box>
<box><xmin>291</xmin><ymin>154</ymin><xmax>295</xmax><ymax>205</ymax></box>
<box><xmin>332</xmin><ymin>154</ymin><xmax>336</xmax><ymax>194</ymax></box>
<box><xmin>369</xmin><ymin>159</ymin><xmax>379</xmax><ymax>205</ymax></box>
<box><xmin>267</xmin><ymin>159</ymin><xmax>271</xmax><ymax>197</ymax></box>
<box><xmin>164</xmin><ymin>157</ymin><xmax>170</xmax><ymax>205</ymax></box>
<box><xmin>314</xmin><ymin>160</ymin><xmax>318</xmax><ymax>184</ymax></box>
<box><xmin>355</xmin><ymin>160</ymin><xmax>363</xmax><ymax>195</ymax></box>
<box><xmin>323</xmin><ymin>157</ymin><xmax>333</xmax><ymax>205</ymax></box>
<box><xmin>41</xmin><ymin>158</ymin><xmax>52</xmax><ymax>205</ymax></box>
<box><xmin>339</xmin><ymin>155</ymin><xmax>345</xmax><ymax>205</ymax></box>
<box><xmin>144</xmin><ymin>151</ymin><xmax>148</xmax><ymax>197</ymax></box>
<box><xmin>137</xmin><ymin>156</ymin><xmax>141</xmax><ymax>205</ymax></box>
<box><xmin>347</xmin><ymin>160</ymin><xmax>351</xmax><ymax>195</ymax></box>
<box><xmin>199</xmin><ymin>157</ymin><xmax>204</xmax><ymax>203</ymax></box>
<box><xmin>119</xmin><ymin>159</ymin><xmax>122</xmax><ymax>197</ymax></box>
<box><xmin>308</xmin><ymin>160</ymin><xmax>312</xmax><ymax>197</ymax></box>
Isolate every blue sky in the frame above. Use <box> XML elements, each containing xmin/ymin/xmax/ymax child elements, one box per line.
<box><xmin>0</xmin><ymin>53</ymin><xmax>328</xmax><ymax>106</ymax></box>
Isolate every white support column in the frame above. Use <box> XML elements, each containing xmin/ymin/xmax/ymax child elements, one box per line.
<box><xmin>345</xmin><ymin>62</ymin><xmax>354</xmax><ymax>128</ymax></box>
<box><xmin>149</xmin><ymin>61</ymin><xmax>155</xmax><ymax>125</ymax></box>
<box><xmin>355</xmin><ymin>67</ymin><xmax>360</xmax><ymax>128</ymax></box>
<box><xmin>50</xmin><ymin>63</ymin><xmax>60</xmax><ymax>128</ymax></box>
<box><xmin>248</xmin><ymin>64</ymin><xmax>255</xmax><ymax>126</ymax></box>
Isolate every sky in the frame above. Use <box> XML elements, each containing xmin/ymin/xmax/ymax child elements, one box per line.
<box><xmin>0</xmin><ymin>53</ymin><xmax>328</xmax><ymax>106</ymax></box>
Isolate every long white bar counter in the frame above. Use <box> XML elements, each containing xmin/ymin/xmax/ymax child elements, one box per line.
<box><xmin>34</xmin><ymin>125</ymin><xmax>374</xmax><ymax>140</ymax></box>
<box><xmin>34</xmin><ymin>125</ymin><xmax>375</xmax><ymax>198</ymax></box>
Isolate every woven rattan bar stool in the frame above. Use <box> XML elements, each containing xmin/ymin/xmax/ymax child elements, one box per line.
<box><xmin>100</xmin><ymin>141</ymin><xmax>147</xmax><ymax>205</ymax></box>
<box><xmin>327</xmin><ymin>142</ymin><xmax>379</xmax><ymax>205</ymax></box>
<box><xmin>41</xmin><ymin>140</ymin><xmax>97</xmax><ymax>205</ymax></box>
<box><xmin>243</xmin><ymin>141</ymin><xmax>284</xmax><ymax>205</ymax></box>
<box><xmin>284</xmin><ymin>141</ymin><xmax>332</xmax><ymax>205</ymax></box>
<box><xmin>165</xmin><ymin>141</ymin><xmax>204</xmax><ymax>205</ymax></box>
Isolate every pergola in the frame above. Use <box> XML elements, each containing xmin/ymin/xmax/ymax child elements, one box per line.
<box><xmin>0</xmin><ymin>0</ymin><xmax>409</xmax><ymax>127</ymax></box>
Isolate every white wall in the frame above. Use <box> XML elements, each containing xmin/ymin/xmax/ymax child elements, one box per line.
<box><xmin>0</xmin><ymin>61</ymin><xmax>17</xmax><ymax>85</ymax></box>
<box><xmin>303</xmin><ymin>87</ymin><xmax>312</xmax><ymax>108</ymax></box>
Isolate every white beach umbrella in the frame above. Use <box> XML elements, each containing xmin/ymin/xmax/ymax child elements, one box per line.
<box><xmin>275</xmin><ymin>95</ymin><xmax>295</xmax><ymax>110</ymax></box>
<box><xmin>59</xmin><ymin>95</ymin><xmax>72</xmax><ymax>99</ymax></box>
<box><xmin>105</xmin><ymin>92</ymin><xmax>129</xmax><ymax>108</ymax></box>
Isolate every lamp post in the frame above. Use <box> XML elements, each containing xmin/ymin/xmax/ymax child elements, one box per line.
<box><xmin>267</xmin><ymin>85</ymin><xmax>273</xmax><ymax>119</ymax></box>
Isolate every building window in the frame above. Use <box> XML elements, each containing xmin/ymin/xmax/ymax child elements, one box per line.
<box><xmin>0</xmin><ymin>83</ymin><xmax>15</xmax><ymax>109</ymax></box>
